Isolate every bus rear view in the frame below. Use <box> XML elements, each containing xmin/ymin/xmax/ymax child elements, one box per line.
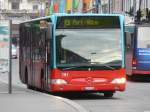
<box><xmin>125</xmin><ymin>23</ymin><xmax>150</xmax><ymax>79</ymax></box>
<box><xmin>51</xmin><ymin>14</ymin><xmax>126</xmax><ymax>97</ymax></box>
<box><xmin>137</xmin><ymin>26</ymin><xmax>150</xmax><ymax>71</ymax></box>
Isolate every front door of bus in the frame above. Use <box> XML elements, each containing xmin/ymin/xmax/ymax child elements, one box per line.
<box><xmin>31</xmin><ymin>26</ymin><xmax>48</xmax><ymax>89</ymax></box>
<box><xmin>40</xmin><ymin>23</ymin><xmax>52</xmax><ymax>91</ymax></box>
<box><xmin>44</xmin><ymin>24</ymin><xmax>53</xmax><ymax>91</ymax></box>
<box><xmin>125</xmin><ymin>32</ymin><xmax>134</xmax><ymax>76</ymax></box>
<box><xmin>34</xmin><ymin>23</ymin><xmax>52</xmax><ymax>91</ymax></box>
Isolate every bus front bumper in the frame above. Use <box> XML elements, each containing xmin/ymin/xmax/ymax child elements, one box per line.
<box><xmin>50</xmin><ymin>83</ymin><xmax>126</xmax><ymax>92</ymax></box>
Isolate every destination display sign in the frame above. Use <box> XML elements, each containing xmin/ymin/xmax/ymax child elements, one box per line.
<box><xmin>56</xmin><ymin>16</ymin><xmax>120</xmax><ymax>29</ymax></box>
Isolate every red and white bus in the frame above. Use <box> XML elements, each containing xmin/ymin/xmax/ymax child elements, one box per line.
<box><xmin>19</xmin><ymin>14</ymin><xmax>126</xmax><ymax>97</ymax></box>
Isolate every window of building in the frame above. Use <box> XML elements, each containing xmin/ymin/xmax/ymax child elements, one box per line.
<box><xmin>11</xmin><ymin>2</ymin><xmax>20</xmax><ymax>10</ymax></box>
<box><xmin>45</xmin><ymin>2</ymin><xmax>50</xmax><ymax>8</ymax></box>
<box><xmin>33</xmin><ymin>5</ymin><xmax>38</xmax><ymax>10</ymax></box>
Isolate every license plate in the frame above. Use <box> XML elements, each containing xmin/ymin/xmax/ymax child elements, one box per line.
<box><xmin>84</xmin><ymin>87</ymin><xmax>95</xmax><ymax>90</ymax></box>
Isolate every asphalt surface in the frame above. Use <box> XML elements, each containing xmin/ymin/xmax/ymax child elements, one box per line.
<box><xmin>0</xmin><ymin>81</ymin><xmax>88</xmax><ymax>112</ymax></box>
<box><xmin>1</xmin><ymin>59</ymin><xmax>150</xmax><ymax>112</ymax></box>
<box><xmin>63</xmin><ymin>81</ymin><xmax>150</xmax><ymax>112</ymax></box>
<box><xmin>0</xmin><ymin>59</ymin><xmax>88</xmax><ymax>112</ymax></box>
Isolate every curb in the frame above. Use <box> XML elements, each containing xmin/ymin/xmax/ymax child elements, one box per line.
<box><xmin>0</xmin><ymin>78</ymin><xmax>88</xmax><ymax>112</ymax></box>
<box><xmin>27</xmin><ymin>89</ymin><xmax>89</xmax><ymax>112</ymax></box>
<box><xmin>49</xmin><ymin>95</ymin><xmax>88</xmax><ymax>112</ymax></box>
<box><xmin>0</xmin><ymin>74</ymin><xmax>26</xmax><ymax>88</ymax></box>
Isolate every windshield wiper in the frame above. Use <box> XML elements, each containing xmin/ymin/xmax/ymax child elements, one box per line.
<box><xmin>101</xmin><ymin>64</ymin><xmax>115</xmax><ymax>70</ymax></box>
<box><xmin>61</xmin><ymin>65</ymin><xmax>87</xmax><ymax>70</ymax></box>
<box><xmin>60</xmin><ymin>62</ymin><xmax>115</xmax><ymax>70</ymax></box>
<box><xmin>90</xmin><ymin>62</ymin><xmax>115</xmax><ymax>70</ymax></box>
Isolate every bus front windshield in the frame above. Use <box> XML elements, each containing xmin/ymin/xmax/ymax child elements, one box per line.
<box><xmin>56</xmin><ymin>29</ymin><xmax>122</xmax><ymax>68</ymax></box>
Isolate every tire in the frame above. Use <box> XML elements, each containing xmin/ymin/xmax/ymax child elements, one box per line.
<box><xmin>27</xmin><ymin>85</ymin><xmax>32</xmax><ymax>89</ymax></box>
<box><xmin>104</xmin><ymin>92</ymin><xmax>114</xmax><ymax>98</ymax></box>
<box><xmin>25</xmin><ymin>67</ymin><xmax>28</xmax><ymax>84</ymax></box>
<box><xmin>40</xmin><ymin>69</ymin><xmax>44</xmax><ymax>90</ymax></box>
<box><xmin>25</xmin><ymin>67</ymin><xmax>31</xmax><ymax>89</ymax></box>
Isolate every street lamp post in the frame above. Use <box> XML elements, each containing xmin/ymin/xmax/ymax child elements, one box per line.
<box><xmin>108</xmin><ymin>0</ymin><xmax>111</xmax><ymax>13</ymax></box>
<box><xmin>95</xmin><ymin>0</ymin><xmax>100</xmax><ymax>13</ymax></box>
<box><xmin>8</xmin><ymin>20</ymin><xmax>12</xmax><ymax>94</ymax></box>
<box><xmin>145</xmin><ymin>0</ymin><xmax>148</xmax><ymax>8</ymax></box>
<box><xmin>133</xmin><ymin>0</ymin><xmax>137</xmax><ymax>18</ymax></box>
<box><xmin>40</xmin><ymin>0</ymin><xmax>45</xmax><ymax>17</ymax></box>
<box><xmin>121</xmin><ymin>0</ymin><xmax>124</xmax><ymax>12</ymax></box>
<box><xmin>40</xmin><ymin>1</ymin><xmax>42</xmax><ymax>16</ymax></box>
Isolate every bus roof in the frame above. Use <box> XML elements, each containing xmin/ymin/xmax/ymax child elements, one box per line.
<box><xmin>52</xmin><ymin>13</ymin><xmax>123</xmax><ymax>17</ymax></box>
<box><xmin>20</xmin><ymin>16</ymin><xmax>51</xmax><ymax>24</ymax></box>
<box><xmin>20</xmin><ymin>13</ymin><xmax>124</xmax><ymax>24</ymax></box>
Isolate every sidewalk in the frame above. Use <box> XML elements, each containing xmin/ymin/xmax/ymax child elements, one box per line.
<box><xmin>0</xmin><ymin>81</ymin><xmax>87</xmax><ymax>112</ymax></box>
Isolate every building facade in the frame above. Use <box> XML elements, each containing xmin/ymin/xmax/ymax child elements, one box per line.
<box><xmin>101</xmin><ymin>0</ymin><xmax>149</xmax><ymax>14</ymax></box>
<box><xmin>0</xmin><ymin>0</ymin><xmax>48</xmax><ymax>44</ymax></box>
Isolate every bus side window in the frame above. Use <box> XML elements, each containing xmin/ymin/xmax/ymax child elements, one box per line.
<box><xmin>46</xmin><ymin>24</ymin><xmax>52</xmax><ymax>67</ymax></box>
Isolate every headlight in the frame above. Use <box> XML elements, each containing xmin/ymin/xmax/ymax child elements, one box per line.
<box><xmin>51</xmin><ymin>79</ymin><xmax>67</xmax><ymax>85</ymax></box>
<box><xmin>111</xmin><ymin>78</ymin><xmax>126</xmax><ymax>84</ymax></box>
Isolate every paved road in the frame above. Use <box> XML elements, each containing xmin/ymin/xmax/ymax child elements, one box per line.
<box><xmin>0</xmin><ymin>81</ymin><xmax>88</xmax><ymax>112</ymax></box>
<box><xmin>0</xmin><ymin>59</ymin><xmax>25</xmax><ymax>87</ymax></box>
<box><xmin>0</xmin><ymin>59</ymin><xmax>88</xmax><ymax>112</ymax></box>
<box><xmin>56</xmin><ymin>82</ymin><xmax>150</xmax><ymax>112</ymax></box>
<box><xmin>62</xmin><ymin>81</ymin><xmax>150</xmax><ymax>112</ymax></box>
<box><xmin>2</xmin><ymin>59</ymin><xmax>150</xmax><ymax>112</ymax></box>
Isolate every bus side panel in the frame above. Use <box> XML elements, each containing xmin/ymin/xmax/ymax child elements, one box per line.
<box><xmin>19</xmin><ymin>25</ymin><xmax>29</xmax><ymax>84</ymax></box>
<box><xmin>132</xmin><ymin>26</ymin><xmax>150</xmax><ymax>75</ymax></box>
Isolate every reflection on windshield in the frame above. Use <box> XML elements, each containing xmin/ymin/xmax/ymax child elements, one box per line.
<box><xmin>56</xmin><ymin>29</ymin><xmax>122</xmax><ymax>66</ymax></box>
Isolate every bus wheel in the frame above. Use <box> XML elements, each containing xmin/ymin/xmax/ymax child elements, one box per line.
<box><xmin>41</xmin><ymin>69</ymin><xmax>44</xmax><ymax>90</ymax></box>
<box><xmin>104</xmin><ymin>92</ymin><xmax>114</xmax><ymax>98</ymax></box>
<box><xmin>25</xmin><ymin>67</ymin><xmax>31</xmax><ymax>89</ymax></box>
<box><xmin>25</xmin><ymin>67</ymin><xmax>28</xmax><ymax>84</ymax></box>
